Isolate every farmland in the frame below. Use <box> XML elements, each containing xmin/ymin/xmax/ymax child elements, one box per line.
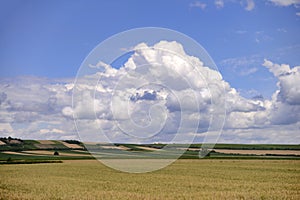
<box><xmin>0</xmin><ymin>159</ymin><xmax>299</xmax><ymax>199</ymax></box>
<box><xmin>1</xmin><ymin>138</ymin><xmax>299</xmax><ymax>162</ymax></box>
<box><xmin>0</xmin><ymin>138</ymin><xmax>299</xmax><ymax>199</ymax></box>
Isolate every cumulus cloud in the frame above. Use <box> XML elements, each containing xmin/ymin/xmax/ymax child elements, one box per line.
<box><xmin>0</xmin><ymin>41</ymin><xmax>299</xmax><ymax>144</ymax></box>
<box><xmin>73</xmin><ymin>41</ymin><xmax>298</xmax><ymax>143</ymax></box>
<box><xmin>0</xmin><ymin>77</ymin><xmax>76</xmax><ymax>140</ymax></box>
<box><xmin>219</xmin><ymin>123</ymin><xmax>300</xmax><ymax>144</ymax></box>
<box><xmin>263</xmin><ymin>59</ymin><xmax>300</xmax><ymax>105</ymax></box>
<box><xmin>72</xmin><ymin>40</ymin><xmax>227</xmax><ymax>143</ymax></box>
<box><xmin>261</xmin><ymin>59</ymin><xmax>300</xmax><ymax>126</ymax></box>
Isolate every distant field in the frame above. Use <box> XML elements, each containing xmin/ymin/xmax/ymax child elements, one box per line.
<box><xmin>190</xmin><ymin>143</ymin><xmax>300</xmax><ymax>150</ymax></box>
<box><xmin>0</xmin><ymin>138</ymin><xmax>85</xmax><ymax>151</ymax></box>
<box><xmin>0</xmin><ymin>151</ymin><xmax>93</xmax><ymax>164</ymax></box>
<box><xmin>0</xmin><ymin>140</ymin><xmax>299</xmax><ymax>162</ymax></box>
<box><xmin>214</xmin><ymin>149</ymin><xmax>300</xmax><ymax>155</ymax></box>
<box><xmin>0</xmin><ymin>159</ymin><xmax>299</xmax><ymax>199</ymax></box>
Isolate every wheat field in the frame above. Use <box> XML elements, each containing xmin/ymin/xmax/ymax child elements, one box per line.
<box><xmin>0</xmin><ymin>159</ymin><xmax>299</xmax><ymax>199</ymax></box>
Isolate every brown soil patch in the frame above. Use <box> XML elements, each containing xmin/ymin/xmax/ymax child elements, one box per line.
<box><xmin>176</xmin><ymin>147</ymin><xmax>199</xmax><ymax>151</ymax></box>
<box><xmin>118</xmin><ymin>145</ymin><xmax>131</xmax><ymax>150</ymax></box>
<box><xmin>83</xmin><ymin>142</ymin><xmax>107</xmax><ymax>145</ymax></box>
<box><xmin>0</xmin><ymin>141</ymin><xmax>6</xmax><ymax>145</ymax></box>
<box><xmin>136</xmin><ymin>146</ymin><xmax>159</xmax><ymax>151</ymax></box>
<box><xmin>8</xmin><ymin>140</ymin><xmax>21</xmax><ymax>144</ymax></box>
<box><xmin>59</xmin><ymin>141</ymin><xmax>84</xmax><ymax>149</ymax></box>
<box><xmin>37</xmin><ymin>140</ymin><xmax>55</xmax><ymax>144</ymax></box>
<box><xmin>187</xmin><ymin>148</ymin><xmax>200</xmax><ymax>151</ymax></box>
<box><xmin>72</xmin><ymin>150</ymin><xmax>89</xmax><ymax>153</ymax></box>
<box><xmin>34</xmin><ymin>144</ymin><xmax>54</xmax><ymax>149</ymax></box>
<box><xmin>100</xmin><ymin>145</ymin><xmax>130</xmax><ymax>150</ymax></box>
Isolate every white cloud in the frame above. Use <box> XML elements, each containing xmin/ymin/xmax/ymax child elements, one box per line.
<box><xmin>255</xmin><ymin>31</ymin><xmax>273</xmax><ymax>43</ymax></box>
<box><xmin>277</xmin><ymin>28</ymin><xmax>287</xmax><ymax>33</ymax></box>
<box><xmin>240</xmin><ymin>67</ymin><xmax>258</xmax><ymax>76</ymax></box>
<box><xmin>215</xmin><ymin>0</ymin><xmax>224</xmax><ymax>8</ymax></box>
<box><xmin>190</xmin><ymin>0</ymin><xmax>259</xmax><ymax>12</ymax></box>
<box><xmin>1</xmin><ymin>42</ymin><xmax>299</xmax><ymax>144</ymax></box>
<box><xmin>235</xmin><ymin>30</ymin><xmax>247</xmax><ymax>34</ymax></box>
<box><xmin>72</xmin><ymin>40</ymin><xmax>228</xmax><ymax>143</ymax></box>
<box><xmin>263</xmin><ymin>59</ymin><xmax>290</xmax><ymax>77</ymax></box>
<box><xmin>267</xmin><ymin>0</ymin><xmax>300</xmax><ymax>7</ymax></box>
<box><xmin>190</xmin><ymin>1</ymin><xmax>207</xmax><ymax>10</ymax></box>
<box><xmin>40</xmin><ymin>128</ymin><xmax>65</xmax><ymax>134</ymax></box>
<box><xmin>0</xmin><ymin>123</ymin><xmax>13</xmax><ymax>136</ymax></box>
<box><xmin>73</xmin><ymin>41</ymin><xmax>300</xmax><ymax>143</ymax></box>
<box><xmin>267</xmin><ymin>0</ymin><xmax>300</xmax><ymax>16</ymax></box>
<box><xmin>62</xmin><ymin>106</ymin><xmax>73</xmax><ymax>118</ymax></box>
<box><xmin>220</xmin><ymin>55</ymin><xmax>261</xmax><ymax>76</ymax></box>
<box><xmin>219</xmin><ymin>124</ymin><xmax>300</xmax><ymax>144</ymax></box>
<box><xmin>263</xmin><ymin>59</ymin><xmax>300</xmax><ymax>106</ymax></box>
<box><xmin>226</xmin><ymin>88</ymin><xmax>264</xmax><ymax>113</ymax></box>
<box><xmin>0</xmin><ymin>77</ymin><xmax>76</xmax><ymax>140</ymax></box>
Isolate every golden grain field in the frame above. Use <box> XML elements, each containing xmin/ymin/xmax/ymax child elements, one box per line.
<box><xmin>0</xmin><ymin>159</ymin><xmax>299</xmax><ymax>199</ymax></box>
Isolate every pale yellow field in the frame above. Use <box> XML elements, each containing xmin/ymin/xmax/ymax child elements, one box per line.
<box><xmin>100</xmin><ymin>145</ymin><xmax>130</xmax><ymax>150</ymax></box>
<box><xmin>59</xmin><ymin>141</ymin><xmax>84</xmax><ymax>149</ymax></box>
<box><xmin>37</xmin><ymin>140</ymin><xmax>55</xmax><ymax>144</ymax></box>
<box><xmin>135</xmin><ymin>146</ymin><xmax>158</xmax><ymax>151</ymax></box>
<box><xmin>0</xmin><ymin>159</ymin><xmax>299</xmax><ymax>199</ymax></box>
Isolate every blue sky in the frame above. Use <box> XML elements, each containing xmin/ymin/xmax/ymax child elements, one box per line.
<box><xmin>1</xmin><ymin>0</ymin><xmax>299</xmax><ymax>99</ymax></box>
<box><xmin>0</xmin><ymin>0</ymin><xmax>300</xmax><ymax>143</ymax></box>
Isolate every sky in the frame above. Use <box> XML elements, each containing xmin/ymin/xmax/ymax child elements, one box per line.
<box><xmin>0</xmin><ymin>0</ymin><xmax>300</xmax><ymax>144</ymax></box>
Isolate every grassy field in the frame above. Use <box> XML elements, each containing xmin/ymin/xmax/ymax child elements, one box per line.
<box><xmin>0</xmin><ymin>159</ymin><xmax>299</xmax><ymax>199</ymax></box>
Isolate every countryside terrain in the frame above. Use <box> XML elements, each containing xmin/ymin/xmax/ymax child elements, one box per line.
<box><xmin>0</xmin><ymin>137</ymin><xmax>299</xmax><ymax>163</ymax></box>
<box><xmin>0</xmin><ymin>137</ymin><xmax>299</xmax><ymax>199</ymax></box>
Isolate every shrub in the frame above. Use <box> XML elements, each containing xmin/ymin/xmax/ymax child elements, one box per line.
<box><xmin>199</xmin><ymin>148</ymin><xmax>210</xmax><ymax>157</ymax></box>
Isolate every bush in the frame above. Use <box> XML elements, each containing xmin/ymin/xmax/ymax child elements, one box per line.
<box><xmin>64</xmin><ymin>140</ymin><xmax>81</xmax><ymax>144</ymax></box>
<box><xmin>54</xmin><ymin>151</ymin><xmax>59</xmax><ymax>156</ymax></box>
<box><xmin>199</xmin><ymin>148</ymin><xmax>210</xmax><ymax>157</ymax></box>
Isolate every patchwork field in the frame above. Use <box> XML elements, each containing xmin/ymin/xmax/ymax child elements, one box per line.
<box><xmin>0</xmin><ymin>139</ymin><xmax>299</xmax><ymax>199</ymax></box>
<box><xmin>0</xmin><ymin>139</ymin><xmax>299</xmax><ymax>162</ymax></box>
<box><xmin>0</xmin><ymin>159</ymin><xmax>299</xmax><ymax>199</ymax></box>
